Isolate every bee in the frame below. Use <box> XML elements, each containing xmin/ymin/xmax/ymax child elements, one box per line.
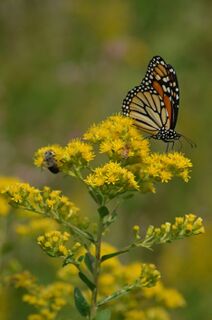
<box><xmin>44</xmin><ymin>150</ymin><xmax>60</xmax><ymax>174</ymax></box>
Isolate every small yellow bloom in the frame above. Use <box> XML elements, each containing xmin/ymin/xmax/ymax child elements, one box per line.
<box><xmin>143</xmin><ymin>152</ymin><xmax>192</xmax><ymax>184</ymax></box>
<box><xmin>2</xmin><ymin>183</ymin><xmax>79</xmax><ymax>224</ymax></box>
<box><xmin>84</xmin><ymin>161</ymin><xmax>139</xmax><ymax>197</ymax></box>
<box><xmin>133</xmin><ymin>225</ymin><xmax>140</xmax><ymax>232</ymax></box>
<box><xmin>37</xmin><ymin>231</ymin><xmax>70</xmax><ymax>257</ymax></box>
<box><xmin>84</xmin><ymin>114</ymin><xmax>150</xmax><ymax>163</ymax></box>
<box><xmin>58</xmin><ymin>245</ymin><xmax>68</xmax><ymax>256</ymax></box>
<box><xmin>64</xmin><ymin>139</ymin><xmax>95</xmax><ymax>164</ymax></box>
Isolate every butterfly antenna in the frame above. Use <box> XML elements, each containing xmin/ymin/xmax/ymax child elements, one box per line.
<box><xmin>181</xmin><ymin>135</ymin><xmax>197</xmax><ymax>148</ymax></box>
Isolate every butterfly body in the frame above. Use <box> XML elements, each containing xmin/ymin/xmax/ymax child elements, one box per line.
<box><xmin>152</xmin><ymin>127</ymin><xmax>181</xmax><ymax>143</ymax></box>
<box><xmin>122</xmin><ymin>56</ymin><xmax>182</xmax><ymax>144</ymax></box>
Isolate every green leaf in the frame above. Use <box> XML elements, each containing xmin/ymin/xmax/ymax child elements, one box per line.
<box><xmin>96</xmin><ymin>309</ymin><xmax>111</xmax><ymax>320</ymax></box>
<box><xmin>74</xmin><ymin>287</ymin><xmax>90</xmax><ymax>317</ymax></box>
<box><xmin>63</xmin><ymin>254</ymin><xmax>75</xmax><ymax>267</ymax></box>
<box><xmin>78</xmin><ymin>255</ymin><xmax>85</xmax><ymax>263</ymax></box>
<box><xmin>78</xmin><ymin>271</ymin><xmax>96</xmax><ymax>291</ymax></box>
<box><xmin>84</xmin><ymin>252</ymin><xmax>95</xmax><ymax>274</ymax></box>
<box><xmin>98</xmin><ymin>206</ymin><xmax>109</xmax><ymax>218</ymax></box>
<box><xmin>101</xmin><ymin>249</ymin><xmax>128</xmax><ymax>263</ymax></box>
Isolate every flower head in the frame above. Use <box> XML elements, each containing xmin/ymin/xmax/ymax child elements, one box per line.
<box><xmin>142</xmin><ymin>152</ymin><xmax>192</xmax><ymax>183</ymax></box>
<box><xmin>84</xmin><ymin>161</ymin><xmax>139</xmax><ymax>198</ymax></box>
<box><xmin>84</xmin><ymin>115</ymin><xmax>150</xmax><ymax>163</ymax></box>
<box><xmin>2</xmin><ymin>183</ymin><xmax>79</xmax><ymax>223</ymax></box>
<box><xmin>64</xmin><ymin>139</ymin><xmax>95</xmax><ymax>168</ymax></box>
<box><xmin>0</xmin><ymin>177</ymin><xmax>18</xmax><ymax>216</ymax></box>
<box><xmin>34</xmin><ymin>140</ymin><xmax>95</xmax><ymax>175</ymax></box>
<box><xmin>34</xmin><ymin>145</ymin><xmax>64</xmax><ymax>172</ymax></box>
<box><xmin>37</xmin><ymin>231</ymin><xmax>70</xmax><ymax>257</ymax></box>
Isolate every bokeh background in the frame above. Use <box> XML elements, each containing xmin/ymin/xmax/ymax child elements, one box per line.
<box><xmin>0</xmin><ymin>1</ymin><xmax>211</xmax><ymax>319</ymax></box>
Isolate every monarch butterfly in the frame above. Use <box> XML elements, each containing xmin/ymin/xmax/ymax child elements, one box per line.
<box><xmin>122</xmin><ymin>56</ymin><xmax>194</xmax><ymax>149</ymax></box>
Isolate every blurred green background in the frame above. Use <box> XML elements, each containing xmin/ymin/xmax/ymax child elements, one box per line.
<box><xmin>0</xmin><ymin>1</ymin><xmax>211</xmax><ymax>319</ymax></box>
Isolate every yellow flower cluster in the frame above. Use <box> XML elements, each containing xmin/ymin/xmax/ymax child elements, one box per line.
<box><xmin>11</xmin><ymin>271</ymin><xmax>36</xmax><ymax>290</ymax></box>
<box><xmin>143</xmin><ymin>281</ymin><xmax>185</xmax><ymax>308</ymax></box>
<box><xmin>84</xmin><ymin>114</ymin><xmax>150</xmax><ymax>162</ymax></box>
<box><xmin>24</xmin><ymin>282</ymin><xmax>72</xmax><ymax>320</ymax></box>
<box><xmin>10</xmin><ymin>272</ymin><xmax>72</xmax><ymax>320</ymax></box>
<box><xmin>87</xmin><ymin>243</ymin><xmax>182</xmax><ymax>319</ymax></box>
<box><xmin>143</xmin><ymin>152</ymin><xmax>192</xmax><ymax>183</ymax></box>
<box><xmin>94</xmin><ymin>247</ymin><xmax>183</xmax><ymax>319</ymax></box>
<box><xmin>137</xmin><ymin>214</ymin><xmax>205</xmax><ymax>249</ymax></box>
<box><xmin>85</xmin><ymin>161</ymin><xmax>139</xmax><ymax>198</ymax></box>
<box><xmin>37</xmin><ymin>231</ymin><xmax>70</xmax><ymax>257</ymax></box>
<box><xmin>124</xmin><ymin>308</ymin><xmax>170</xmax><ymax>320</ymax></box>
<box><xmin>0</xmin><ymin>177</ymin><xmax>18</xmax><ymax>216</ymax></box>
<box><xmin>2</xmin><ymin>183</ymin><xmax>79</xmax><ymax>223</ymax></box>
<box><xmin>34</xmin><ymin>145</ymin><xmax>64</xmax><ymax>170</ymax></box>
<box><xmin>15</xmin><ymin>217</ymin><xmax>58</xmax><ymax>236</ymax></box>
<box><xmin>33</xmin><ymin>115</ymin><xmax>194</xmax><ymax>197</ymax></box>
<box><xmin>65</xmin><ymin>139</ymin><xmax>95</xmax><ymax>165</ymax></box>
<box><xmin>34</xmin><ymin>139</ymin><xmax>95</xmax><ymax>174</ymax></box>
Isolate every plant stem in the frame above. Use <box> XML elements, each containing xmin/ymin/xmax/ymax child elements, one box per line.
<box><xmin>90</xmin><ymin>216</ymin><xmax>103</xmax><ymax>319</ymax></box>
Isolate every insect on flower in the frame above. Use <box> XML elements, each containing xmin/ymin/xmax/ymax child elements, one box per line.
<box><xmin>44</xmin><ymin>150</ymin><xmax>60</xmax><ymax>174</ymax></box>
<box><xmin>122</xmin><ymin>56</ymin><xmax>195</xmax><ymax>151</ymax></box>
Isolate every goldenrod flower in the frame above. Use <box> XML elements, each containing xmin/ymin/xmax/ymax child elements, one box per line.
<box><xmin>145</xmin><ymin>307</ymin><xmax>170</xmax><ymax>320</ymax></box>
<box><xmin>124</xmin><ymin>310</ymin><xmax>146</xmax><ymax>320</ymax></box>
<box><xmin>84</xmin><ymin>114</ymin><xmax>150</xmax><ymax>163</ymax></box>
<box><xmin>10</xmin><ymin>271</ymin><xmax>36</xmax><ymax>289</ymax></box>
<box><xmin>37</xmin><ymin>231</ymin><xmax>70</xmax><ymax>257</ymax></box>
<box><xmin>143</xmin><ymin>152</ymin><xmax>192</xmax><ymax>183</ymax></box>
<box><xmin>138</xmin><ymin>214</ymin><xmax>205</xmax><ymax>249</ymax></box>
<box><xmin>34</xmin><ymin>140</ymin><xmax>95</xmax><ymax>175</ymax></box>
<box><xmin>85</xmin><ymin>161</ymin><xmax>139</xmax><ymax>198</ymax></box>
<box><xmin>0</xmin><ymin>177</ymin><xmax>18</xmax><ymax>216</ymax></box>
<box><xmin>10</xmin><ymin>273</ymin><xmax>72</xmax><ymax>320</ymax></box>
<box><xmin>2</xmin><ymin>183</ymin><xmax>79</xmax><ymax>224</ymax></box>
<box><xmin>143</xmin><ymin>281</ymin><xmax>185</xmax><ymax>308</ymax></box>
<box><xmin>64</xmin><ymin>139</ymin><xmax>95</xmax><ymax>165</ymax></box>
<box><xmin>34</xmin><ymin>145</ymin><xmax>64</xmax><ymax>170</ymax></box>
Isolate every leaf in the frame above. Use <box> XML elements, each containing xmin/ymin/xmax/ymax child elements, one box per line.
<box><xmin>97</xmin><ymin>283</ymin><xmax>138</xmax><ymax>307</ymax></box>
<box><xmin>78</xmin><ymin>255</ymin><xmax>85</xmax><ymax>263</ymax></box>
<box><xmin>63</xmin><ymin>254</ymin><xmax>75</xmax><ymax>267</ymax></box>
<box><xmin>101</xmin><ymin>249</ymin><xmax>128</xmax><ymax>263</ymax></box>
<box><xmin>84</xmin><ymin>252</ymin><xmax>95</xmax><ymax>274</ymax></box>
<box><xmin>74</xmin><ymin>287</ymin><xmax>90</xmax><ymax>317</ymax></box>
<box><xmin>78</xmin><ymin>271</ymin><xmax>96</xmax><ymax>291</ymax></box>
<box><xmin>98</xmin><ymin>206</ymin><xmax>109</xmax><ymax>218</ymax></box>
<box><xmin>96</xmin><ymin>309</ymin><xmax>111</xmax><ymax>320</ymax></box>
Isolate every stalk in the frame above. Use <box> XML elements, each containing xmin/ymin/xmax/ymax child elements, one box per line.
<box><xmin>90</xmin><ymin>216</ymin><xmax>103</xmax><ymax>319</ymax></box>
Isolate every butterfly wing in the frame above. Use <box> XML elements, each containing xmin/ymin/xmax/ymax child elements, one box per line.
<box><xmin>122</xmin><ymin>85</ymin><xmax>170</xmax><ymax>134</ymax></box>
<box><xmin>140</xmin><ymin>56</ymin><xmax>180</xmax><ymax>129</ymax></box>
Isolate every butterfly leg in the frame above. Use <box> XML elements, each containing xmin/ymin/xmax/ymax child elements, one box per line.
<box><xmin>165</xmin><ymin>143</ymin><xmax>169</xmax><ymax>153</ymax></box>
<box><xmin>178</xmin><ymin>139</ymin><xmax>183</xmax><ymax>152</ymax></box>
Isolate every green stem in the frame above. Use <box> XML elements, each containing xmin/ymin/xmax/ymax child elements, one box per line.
<box><xmin>90</xmin><ymin>216</ymin><xmax>103</xmax><ymax>320</ymax></box>
<box><xmin>97</xmin><ymin>282</ymin><xmax>139</xmax><ymax>307</ymax></box>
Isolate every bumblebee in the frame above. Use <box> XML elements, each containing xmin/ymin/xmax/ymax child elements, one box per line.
<box><xmin>44</xmin><ymin>150</ymin><xmax>60</xmax><ymax>174</ymax></box>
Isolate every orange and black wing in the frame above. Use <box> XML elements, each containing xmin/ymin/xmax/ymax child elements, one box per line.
<box><xmin>122</xmin><ymin>56</ymin><xmax>180</xmax><ymax>134</ymax></box>
<box><xmin>122</xmin><ymin>84</ymin><xmax>170</xmax><ymax>134</ymax></box>
<box><xmin>140</xmin><ymin>56</ymin><xmax>180</xmax><ymax>129</ymax></box>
